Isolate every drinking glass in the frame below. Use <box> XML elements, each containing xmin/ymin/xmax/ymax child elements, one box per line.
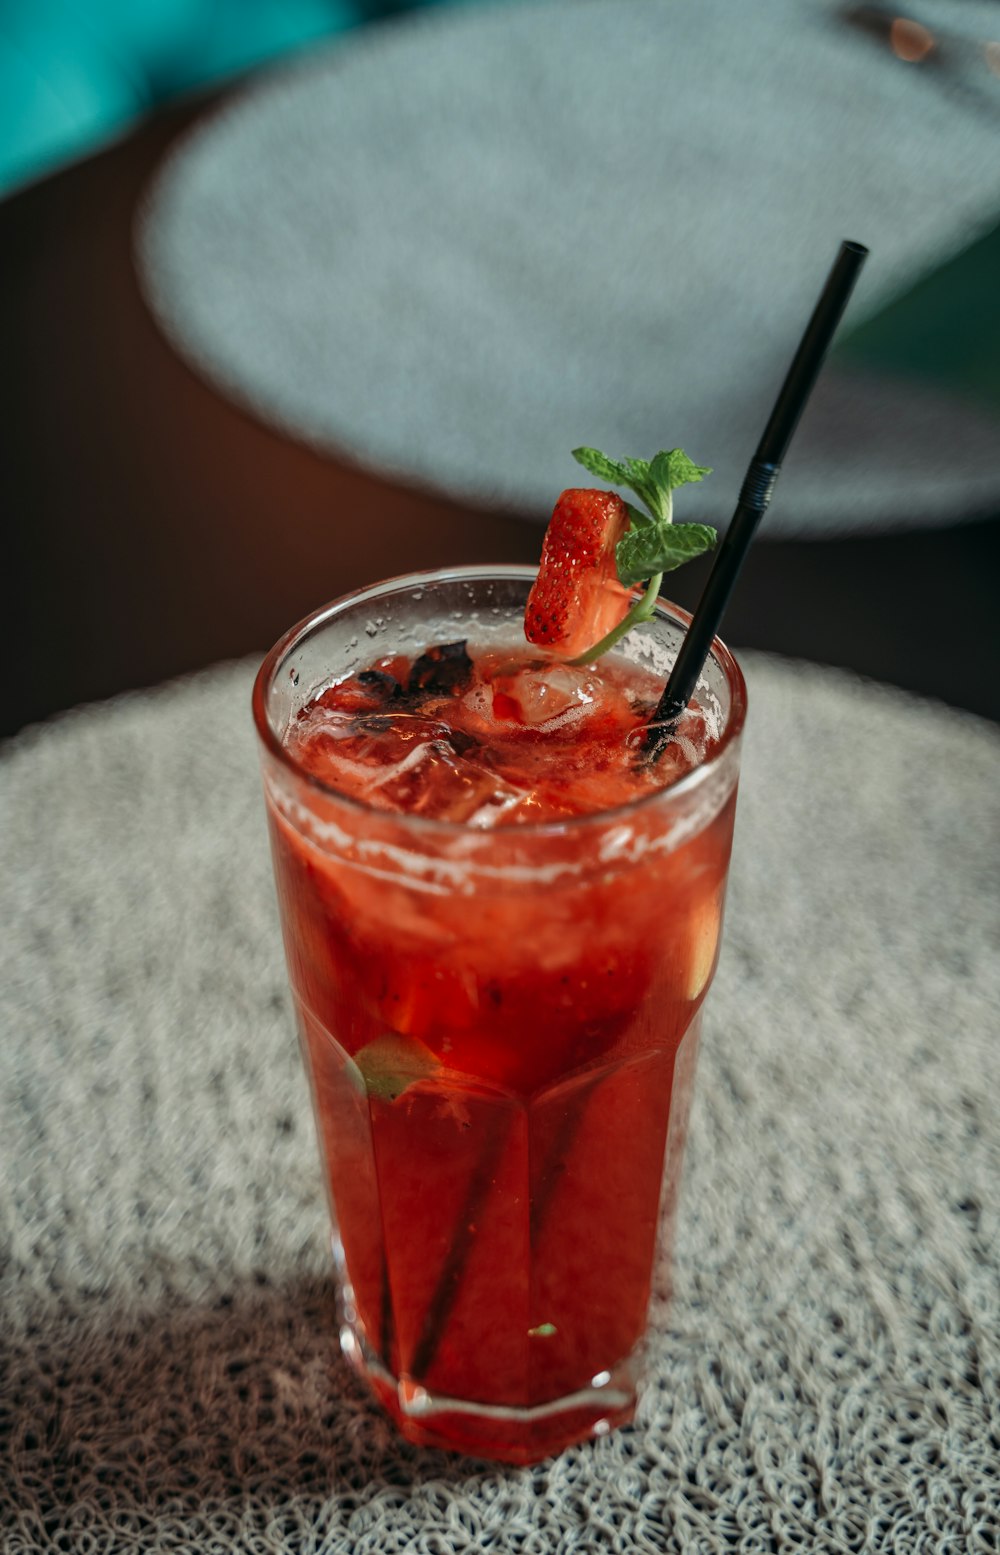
<box><xmin>253</xmin><ymin>566</ymin><xmax>746</xmax><ymax>1463</ymax></box>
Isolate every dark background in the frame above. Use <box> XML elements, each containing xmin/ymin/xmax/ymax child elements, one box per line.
<box><xmin>3</xmin><ymin>92</ymin><xmax>998</xmax><ymax>741</ymax></box>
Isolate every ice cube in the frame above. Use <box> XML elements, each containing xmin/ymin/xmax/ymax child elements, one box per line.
<box><xmin>491</xmin><ymin>663</ymin><xmax>599</xmax><ymax>728</ymax></box>
<box><xmin>290</xmin><ymin>699</ymin><xmax>485</xmax><ymax>800</ymax></box>
<box><xmin>346</xmin><ymin>709</ymin><xmax>475</xmax><ymax>760</ymax></box>
<box><xmin>361</xmin><ymin>738</ymin><xmax>531</xmax><ymax>826</ymax></box>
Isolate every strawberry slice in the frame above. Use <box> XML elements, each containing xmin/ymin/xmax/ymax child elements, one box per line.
<box><xmin>524</xmin><ymin>489</ymin><xmax>632</xmax><ymax>660</ymax></box>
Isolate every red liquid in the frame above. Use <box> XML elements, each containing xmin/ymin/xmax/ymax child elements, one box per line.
<box><xmin>265</xmin><ymin>646</ymin><xmax>737</xmax><ymax>1461</ymax></box>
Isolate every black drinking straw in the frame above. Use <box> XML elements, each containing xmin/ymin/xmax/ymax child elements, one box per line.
<box><xmin>646</xmin><ymin>240</ymin><xmax>869</xmax><ymax>755</ymax></box>
<box><xmin>405</xmin><ymin>241</ymin><xmax>870</xmax><ymax>1395</ymax></box>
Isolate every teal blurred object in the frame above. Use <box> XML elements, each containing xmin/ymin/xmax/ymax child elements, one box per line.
<box><xmin>0</xmin><ymin>22</ymin><xmax>144</xmax><ymax>190</ymax></box>
<box><xmin>834</xmin><ymin>218</ymin><xmax>1000</xmax><ymax>414</ymax></box>
<box><xmin>0</xmin><ymin>0</ymin><xmax>494</xmax><ymax>193</ymax></box>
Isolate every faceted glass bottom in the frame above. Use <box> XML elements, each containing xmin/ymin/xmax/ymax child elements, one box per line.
<box><xmin>297</xmin><ymin>1001</ymin><xmax>701</xmax><ymax>1462</ymax></box>
<box><xmin>339</xmin><ymin>1307</ymin><xmax>642</xmax><ymax>1464</ymax></box>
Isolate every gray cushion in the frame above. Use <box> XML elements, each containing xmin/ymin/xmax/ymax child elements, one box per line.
<box><xmin>139</xmin><ymin>0</ymin><xmax>1000</xmax><ymax>536</ymax></box>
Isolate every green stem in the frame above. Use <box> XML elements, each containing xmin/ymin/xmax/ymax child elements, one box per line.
<box><xmin>568</xmin><ymin>573</ymin><xmax>663</xmax><ymax>667</ymax></box>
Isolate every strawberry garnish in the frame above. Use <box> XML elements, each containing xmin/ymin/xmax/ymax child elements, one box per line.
<box><xmin>524</xmin><ymin>489</ymin><xmax>632</xmax><ymax>660</ymax></box>
<box><xmin>524</xmin><ymin>448</ymin><xmax>718</xmax><ymax>666</ymax></box>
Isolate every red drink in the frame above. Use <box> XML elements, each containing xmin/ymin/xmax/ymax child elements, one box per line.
<box><xmin>253</xmin><ymin>568</ymin><xmax>745</xmax><ymax>1463</ymax></box>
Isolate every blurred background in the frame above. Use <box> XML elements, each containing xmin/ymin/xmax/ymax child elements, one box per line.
<box><xmin>2</xmin><ymin>0</ymin><xmax>998</xmax><ymax>737</ymax></box>
<box><xmin>0</xmin><ymin>0</ymin><xmax>450</xmax><ymax>195</ymax></box>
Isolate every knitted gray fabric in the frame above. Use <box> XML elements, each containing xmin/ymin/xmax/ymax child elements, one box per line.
<box><xmin>2</xmin><ymin>653</ymin><xmax>999</xmax><ymax>1552</ymax></box>
<box><xmin>137</xmin><ymin>0</ymin><xmax>1000</xmax><ymax>538</ymax></box>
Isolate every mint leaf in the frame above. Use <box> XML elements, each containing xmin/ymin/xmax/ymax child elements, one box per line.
<box><xmin>650</xmin><ymin>449</ymin><xmax>712</xmax><ymax>494</ymax></box>
<box><xmin>624</xmin><ymin>500</ymin><xmax>654</xmax><ymax>530</ymax></box>
<box><xmin>620</xmin><ymin>456</ymin><xmax>653</xmax><ymax>489</ymax></box>
<box><xmin>573</xmin><ymin>447</ymin><xmax>666</xmax><ymax>520</ymax></box>
<box><xmin>572</xmin><ymin>447</ymin><xmax>635</xmax><ymax>486</ymax></box>
<box><xmin>350</xmin><ymin>1032</ymin><xmax>440</xmax><ymax>1102</ymax></box>
<box><xmin>616</xmin><ymin>523</ymin><xmax>717</xmax><ymax>587</ymax></box>
<box><xmin>574</xmin><ymin>444</ymin><xmax>711</xmax><ymax>525</ymax></box>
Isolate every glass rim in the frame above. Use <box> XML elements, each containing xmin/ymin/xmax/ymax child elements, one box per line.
<box><xmin>252</xmin><ymin>564</ymin><xmax>748</xmax><ymax>836</ymax></box>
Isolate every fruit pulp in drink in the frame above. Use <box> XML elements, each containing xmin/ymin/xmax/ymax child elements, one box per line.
<box><xmin>264</xmin><ymin>643</ymin><xmax>738</xmax><ymax>1461</ymax></box>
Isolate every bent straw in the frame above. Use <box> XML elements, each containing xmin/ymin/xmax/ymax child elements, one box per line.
<box><xmin>646</xmin><ymin>240</ymin><xmax>869</xmax><ymax>755</ymax></box>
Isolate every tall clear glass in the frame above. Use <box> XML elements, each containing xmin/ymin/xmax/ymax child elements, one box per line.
<box><xmin>253</xmin><ymin>566</ymin><xmax>746</xmax><ymax>1463</ymax></box>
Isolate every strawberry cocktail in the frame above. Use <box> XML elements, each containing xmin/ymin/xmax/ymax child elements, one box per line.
<box><xmin>253</xmin><ymin>451</ymin><xmax>746</xmax><ymax>1462</ymax></box>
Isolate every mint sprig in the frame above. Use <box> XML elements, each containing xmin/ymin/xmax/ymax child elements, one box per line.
<box><xmin>348</xmin><ymin>1031</ymin><xmax>440</xmax><ymax>1102</ymax></box>
<box><xmin>569</xmin><ymin>444</ymin><xmax>717</xmax><ymax>664</ymax></box>
<box><xmin>573</xmin><ymin>445</ymin><xmax>711</xmax><ymax>525</ymax></box>
<box><xmin>616</xmin><ymin>520</ymin><xmax>718</xmax><ymax>587</ymax></box>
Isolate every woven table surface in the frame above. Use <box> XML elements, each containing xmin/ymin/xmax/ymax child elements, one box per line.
<box><xmin>137</xmin><ymin>0</ymin><xmax>1000</xmax><ymax>538</ymax></box>
<box><xmin>2</xmin><ymin>653</ymin><xmax>999</xmax><ymax>1552</ymax></box>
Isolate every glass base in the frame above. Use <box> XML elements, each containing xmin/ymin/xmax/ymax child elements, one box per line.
<box><xmin>340</xmin><ymin>1319</ymin><xmax>640</xmax><ymax>1464</ymax></box>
